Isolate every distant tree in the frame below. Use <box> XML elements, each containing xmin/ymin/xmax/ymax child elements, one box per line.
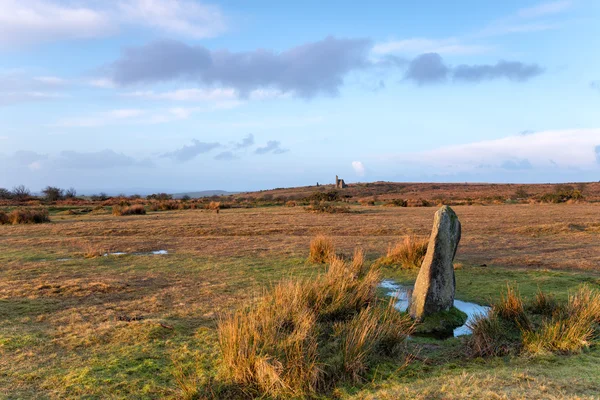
<box><xmin>90</xmin><ymin>192</ymin><xmax>109</xmax><ymax>201</ymax></box>
<box><xmin>0</xmin><ymin>188</ymin><xmax>12</xmax><ymax>199</ymax></box>
<box><xmin>129</xmin><ymin>194</ymin><xmax>141</xmax><ymax>200</ymax></box>
<box><xmin>42</xmin><ymin>186</ymin><xmax>64</xmax><ymax>202</ymax></box>
<box><xmin>181</xmin><ymin>195</ymin><xmax>191</xmax><ymax>201</ymax></box>
<box><xmin>65</xmin><ymin>187</ymin><xmax>77</xmax><ymax>198</ymax></box>
<box><xmin>12</xmin><ymin>185</ymin><xmax>31</xmax><ymax>200</ymax></box>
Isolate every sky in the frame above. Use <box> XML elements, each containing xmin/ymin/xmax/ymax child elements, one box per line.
<box><xmin>1</xmin><ymin>0</ymin><xmax>599</xmax><ymax>194</ymax></box>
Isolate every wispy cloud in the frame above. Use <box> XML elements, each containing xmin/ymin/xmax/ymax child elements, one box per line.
<box><xmin>255</xmin><ymin>141</ymin><xmax>288</xmax><ymax>155</ymax></box>
<box><xmin>479</xmin><ymin>1</ymin><xmax>572</xmax><ymax>37</ymax></box>
<box><xmin>373</xmin><ymin>38</ymin><xmax>489</xmax><ymax>56</ymax></box>
<box><xmin>0</xmin><ymin>71</ymin><xmax>68</xmax><ymax>105</ymax></box>
<box><xmin>234</xmin><ymin>134</ymin><xmax>255</xmax><ymax>149</ymax></box>
<box><xmin>0</xmin><ymin>0</ymin><xmax>226</xmax><ymax>47</ymax></box>
<box><xmin>404</xmin><ymin>53</ymin><xmax>544</xmax><ymax>85</ymax></box>
<box><xmin>517</xmin><ymin>1</ymin><xmax>572</xmax><ymax>18</ymax></box>
<box><xmin>161</xmin><ymin>140</ymin><xmax>221</xmax><ymax>162</ymax></box>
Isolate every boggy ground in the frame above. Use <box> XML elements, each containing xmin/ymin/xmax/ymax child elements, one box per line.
<box><xmin>1</xmin><ymin>204</ymin><xmax>599</xmax><ymax>398</ymax></box>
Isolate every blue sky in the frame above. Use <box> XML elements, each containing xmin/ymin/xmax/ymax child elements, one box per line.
<box><xmin>1</xmin><ymin>0</ymin><xmax>599</xmax><ymax>193</ymax></box>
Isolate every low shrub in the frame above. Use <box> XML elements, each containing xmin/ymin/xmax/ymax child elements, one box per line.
<box><xmin>304</xmin><ymin>202</ymin><xmax>350</xmax><ymax>214</ymax></box>
<box><xmin>375</xmin><ymin>235</ymin><xmax>428</xmax><ymax>269</ymax></box>
<box><xmin>112</xmin><ymin>204</ymin><xmax>146</xmax><ymax>216</ymax></box>
<box><xmin>308</xmin><ymin>234</ymin><xmax>334</xmax><ymax>263</ymax></box>
<box><xmin>468</xmin><ymin>285</ymin><xmax>600</xmax><ymax>357</ymax></box>
<box><xmin>0</xmin><ymin>211</ymin><xmax>8</xmax><ymax>224</ymax></box>
<box><xmin>217</xmin><ymin>253</ymin><xmax>413</xmax><ymax>397</ymax></box>
<box><xmin>3</xmin><ymin>208</ymin><xmax>50</xmax><ymax>224</ymax></box>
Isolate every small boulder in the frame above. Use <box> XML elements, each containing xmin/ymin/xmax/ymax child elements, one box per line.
<box><xmin>410</xmin><ymin>205</ymin><xmax>461</xmax><ymax>320</ymax></box>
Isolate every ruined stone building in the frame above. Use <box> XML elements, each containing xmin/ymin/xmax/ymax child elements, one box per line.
<box><xmin>335</xmin><ymin>175</ymin><xmax>347</xmax><ymax>189</ymax></box>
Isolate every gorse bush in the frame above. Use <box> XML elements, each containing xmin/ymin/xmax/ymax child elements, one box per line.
<box><xmin>376</xmin><ymin>235</ymin><xmax>429</xmax><ymax>269</ymax></box>
<box><xmin>0</xmin><ymin>208</ymin><xmax>50</xmax><ymax>225</ymax></box>
<box><xmin>468</xmin><ymin>285</ymin><xmax>600</xmax><ymax>357</ymax></box>
<box><xmin>217</xmin><ymin>252</ymin><xmax>413</xmax><ymax>397</ymax></box>
<box><xmin>304</xmin><ymin>202</ymin><xmax>350</xmax><ymax>214</ymax></box>
<box><xmin>308</xmin><ymin>234</ymin><xmax>335</xmax><ymax>263</ymax></box>
<box><xmin>112</xmin><ymin>204</ymin><xmax>146</xmax><ymax>216</ymax></box>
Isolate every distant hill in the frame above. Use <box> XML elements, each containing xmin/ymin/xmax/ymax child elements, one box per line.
<box><xmin>172</xmin><ymin>190</ymin><xmax>237</xmax><ymax>199</ymax></box>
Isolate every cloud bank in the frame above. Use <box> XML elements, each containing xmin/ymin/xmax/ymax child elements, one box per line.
<box><xmin>109</xmin><ymin>37</ymin><xmax>373</xmax><ymax>98</ymax></box>
<box><xmin>390</xmin><ymin>129</ymin><xmax>600</xmax><ymax>173</ymax></box>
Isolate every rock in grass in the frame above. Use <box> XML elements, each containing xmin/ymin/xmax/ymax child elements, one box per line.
<box><xmin>410</xmin><ymin>205</ymin><xmax>461</xmax><ymax>320</ymax></box>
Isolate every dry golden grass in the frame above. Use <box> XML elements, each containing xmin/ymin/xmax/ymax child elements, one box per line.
<box><xmin>308</xmin><ymin>234</ymin><xmax>335</xmax><ymax>263</ymax></box>
<box><xmin>377</xmin><ymin>235</ymin><xmax>429</xmax><ymax>269</ymax></box>
<box><xmin>217</xmin><ymin>252</ymin><xmax>413</xmax><ymax>397</ymax></box>
<box><xmin>0</xmin><ymin>208</ymin><xmax>50</xmax><ymax>224</ymax></box>
<box><xmin>470</xmin><ymin>285</ymin><xmax>600</xmax><ymax>357</ymax></box>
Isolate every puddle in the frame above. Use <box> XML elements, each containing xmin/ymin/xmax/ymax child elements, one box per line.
<box><xmin>380</xmin><ymin>279</ymin><xmax>490</xmax><ymax>337</ymax></box>
<box><xmin>103</xmin><ymin>250</ymin><xmax>169</xmax><ymax>257</ymax></box>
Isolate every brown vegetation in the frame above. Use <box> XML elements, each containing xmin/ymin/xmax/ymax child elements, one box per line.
<box><xmin>308</xmin><ymin>234</ymin><xmax>335</xmax><ymax>263</ymax></box>
<box><xmin>469</xmin><ymin>285</ymin><xmax>600</xmax><ymax>357</ymax></box>
<box><xmin>112</xmin><ymin>204</ymin><xmax>146</xmax><ymax>216</ymax></box>
<box><xmin>217</xmin><ymin>252</ymin><xmax>413</xmax><ymax>397</ymax></box>
<box><xmin>376</xmin><ymin>235</ymin><xmax>429</xmax><ymax>269</ymax></box>
<box><xmin>0</xmin><ymin>208</ymin><xmax>50</xmax><ymax>224</ymax></box>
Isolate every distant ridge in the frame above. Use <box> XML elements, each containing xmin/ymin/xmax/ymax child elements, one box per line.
<box><xmin>172</xmin><ymin>190</ymin><xmax>236</xmax><ymax>199</ymax></box>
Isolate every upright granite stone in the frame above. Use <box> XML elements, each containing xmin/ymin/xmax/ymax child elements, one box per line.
<box><xmin>409</xmin><ymin>205</ymin><xmax>461</xmax><ymax>320</ymax></box>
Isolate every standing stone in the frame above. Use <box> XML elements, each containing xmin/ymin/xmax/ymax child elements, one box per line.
<box><xmin>409</xmin><ymin>205</ymin><xmax>461</xmax><ymax>320</ymax></box>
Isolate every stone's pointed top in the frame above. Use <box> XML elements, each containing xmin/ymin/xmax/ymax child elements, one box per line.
<box><xmin>410</xmin><ymin>205</ymin><xmax>461</xmax><ymax>320</ymax></box>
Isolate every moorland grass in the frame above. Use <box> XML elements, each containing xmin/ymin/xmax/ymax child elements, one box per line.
<box><xmin>468</xmin><ymin>285</ymin><xmax>600</xmax><ymax>357</ymax></box>
<box><xmin>0</xmin><ymin>208</ymin><xmax>50</xmax><ymax>224</ymax></box>
<box><xmin>217</xmin><ymin>253</ymin><xmax>413</xmax><ymax>397</ymax></box>
<box><xmin>376</xmin><ymin>235</ymin><xmax>429</xmax><ymax>269</ymax></box>
<box><xmin>1</xmin><ymin>206</ymin><xmax>600</xmax><ymax>399</ymax></box>
<box><xmin>308</xmin><ymin>234</ymin><xmax>335</xmax><ymax>263</ymax></box>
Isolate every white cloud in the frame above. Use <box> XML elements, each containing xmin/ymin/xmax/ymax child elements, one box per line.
<box><xmin>388</xmin><ymin>129</ymin><xmax>600</xmax><ymax>172</ymax></box>
<box><xmin>0</xmin><ymin>0</ymin><xmax>226</xmax><ymax>47</ymax></box>
<box><xmin>33</xmin><ymin>76</ymin><xmax>67</xmax><ymax>85</ymax></box>
<box><xmin>117</xmin><ymin>0</ymin><xmax>226</xmax><ymax>39</ymax></box>
<box><xmin>373</xmin><ymin>38</ymin><xmax>489</xmax><ymax>56</ymax></box>
<box><xmin>0</xmin><ymin>0</ymin><xmax>114</xmax><ymax>46</ymax></box>
<box><xmin>123</xmin><ymin>87</ymin><xmax>290</xmax><ymax>102</ymax></box>
<box><xmin>89</xmin><ymin>79</ymin><xmax>116</xmax><ymax>89</ymax></box>
<box><xmin>517</xmin><ymin>1</ymin><xmax>572</xmax><ymax>18</ymax></box>
<box><xmin>124</xmin><ymin>88</ymin><xmax>238</xmax><ymax>102</ymax></box>
<box><xmin>109</xmin><ymin>109</ymin><xmax>146</xmax><ymax>119</ymax></box>
<box><xmin>352</xmin><ymin>161</ymin><xmax>366</xmax><ymax>177</ymax></box>
<box><xmin>479</xmin><ymin>1</ymin><xmax>571</xmax><ymax>37</ymax></box>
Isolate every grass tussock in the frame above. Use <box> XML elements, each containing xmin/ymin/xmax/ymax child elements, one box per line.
<box><xmin>308</xmin><ymin>234</ymin><xmax>335</xmax><ymax>264</ymax></box>
<box><xmin>0</xmin><ymin>208</ymin><xmax>50</xmax><ymax>224</ymax></box>
<box><xmin>468</xmin><ymin>284</ymin><xmax>600</xmax><ymax>357</ymax></box>
<box><xmin>375</xmin><ymin>235</ymin><xmax>429</xmax><ymax>269</ymax></box>
<box><xmin>217</xmin><ymin>253</ymin><xmax>414</xmax><ymax>398</ymax></box>
<box><xmin>112</xmin><ymin>204</ymin><xmax>146</xmax><ymax>216</ymax></box>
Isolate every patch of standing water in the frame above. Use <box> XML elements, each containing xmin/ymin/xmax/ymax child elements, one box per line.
<box><xmin>380</xmin><ymin>279</ymin><xmax>490</xmax><ymax>337</ymax></box>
